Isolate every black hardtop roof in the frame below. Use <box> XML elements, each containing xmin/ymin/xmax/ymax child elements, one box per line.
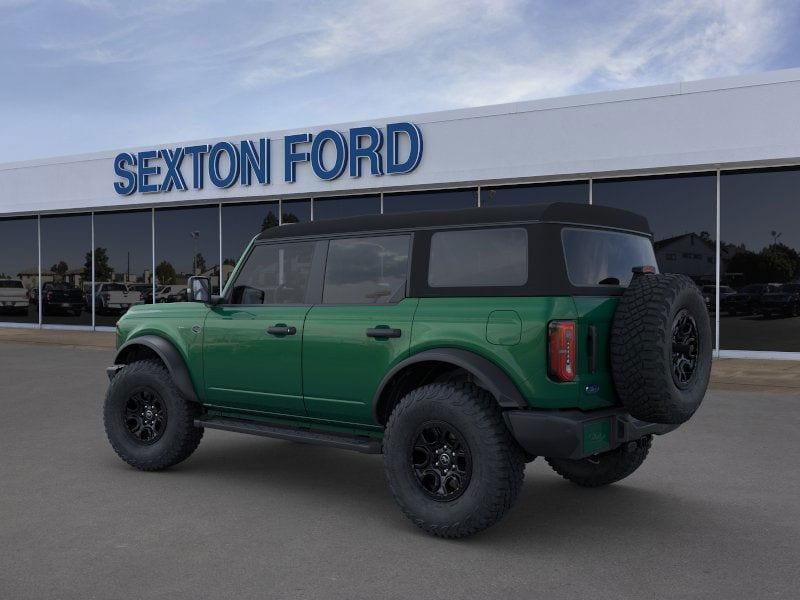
<box><xmin>255</xmin><ymin>202</ymin><xmax>651</xmax><ymax>241</ymax></box>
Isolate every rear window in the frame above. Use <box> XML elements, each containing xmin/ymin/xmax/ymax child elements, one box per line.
<box><xmin>562</xmin><ymin>228</ymin><xmax>656</xmax><ymax>287</ymax></box>
<box><xmin>0</xmin><ymin>280</ymin><xmax>23</xmax><ymax>288</ymax></box>
<box><xmin>428</xmin><ymin>228</ymin><xmax>528</xmax><ymax>288</ymax></box>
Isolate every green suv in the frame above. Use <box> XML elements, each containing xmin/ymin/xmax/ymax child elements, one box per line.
<box><xmin>104</xmin><ymin>202</ymin><xmax>711</xmax><ymax>538</ymax></box>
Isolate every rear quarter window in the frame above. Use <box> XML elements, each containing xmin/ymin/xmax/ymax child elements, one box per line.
<box><xmin>428</xmin><ymin>227</ymin><xmax>528</xmax><ymax>288</ymax></box>
<box><xmin>562</xmin><ymin>228</ymin><xmax>656</xmax><ymax>287</ymax></box>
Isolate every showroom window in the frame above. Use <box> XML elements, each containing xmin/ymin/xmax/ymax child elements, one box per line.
<box><xmin>40</xmin><ymin>213</ymin><xmax>92</xmax><ymax>326</ymax></box>
<box><xmin>720</xmin><ymin>167</ymin><xmax>800</xmax><ymax>352</ymax></box>
<box><xmin>282</xmin><ymin>198</ymin><xmax>311</xmax><ymax>224</ymax></box>
<box><xmin>93</xmin><ymin>210</ymin><xmax>153</xmax><ymax>326</ymax></box>
<box><xmin>323</xmin><ymin>235</ymin><xmax>410</xmax><ymax>304</ymax></box>
<box><xmin>481</xmin><ymin>181</ymin><xmax>589</xmax><ymax>207</ymax></box>
<box><xmin>313</xmin><ymin>195</ymin><xmax>381</xmax><ymax>220</ymax></box>
<box><xmin>155</xmin><ymin>205</ymin><xmax>220</xmax><ymax>299</ymax></box>
<box><xmin>0</xmin><ymin>216</ymin><xmax>38</xmax><ymax>324</ymax></box>
<box><xmin>383</xmin><ymin>189</ymin><xmax>478</xmax><ymax>214</ymax></box>
<box><xmin>593</xmin><ymin>173</ymin><xmax>717</xmax><ymax>344</ymax></box>
<box><xmin>221</xmin><ymin>201</ymin><xmax>279</xmax><ymax>286</ymax></box>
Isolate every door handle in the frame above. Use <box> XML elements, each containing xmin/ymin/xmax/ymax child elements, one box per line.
<box><xmin>366</xmin><ymin>326</ymin><xmax>402</xmax><ymax>339</ymax></box>
<box><xmin>267</xmin><ymin>324</ymin><xmax>297</xmax><ymax>336</ymax></box>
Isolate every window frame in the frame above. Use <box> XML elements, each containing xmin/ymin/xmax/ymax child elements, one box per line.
<box><xmin>220</xmin><ymin>239</ymin><xmax>326</xmax><ymax>307</ymax></box>
<box><xmin>319</xmin><ymin>233</ymin><xmax>413</xmax><ymax>306</ymax></box>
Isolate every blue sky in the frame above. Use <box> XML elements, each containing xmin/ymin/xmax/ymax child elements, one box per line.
<box><xmin>1</xmin><ymin>0</ymin><xmax>799</xmax><ymax>163</ymax></box>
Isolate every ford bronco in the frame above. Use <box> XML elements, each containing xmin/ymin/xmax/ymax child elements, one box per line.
<box><xmin>104</xmin><ymin>203</ymin><xmax>711</xmax><ymax>538</ymax></box>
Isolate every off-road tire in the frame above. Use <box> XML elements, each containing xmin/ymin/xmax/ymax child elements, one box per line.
<box><xmin>383</xmin><ymin>381</ymin><xmax>525</xmax><ymax>538</ymax></box>
<box><xmin>611</xmin><ymin>273</ymin><xmax>711</xmax><ymax>424</ymax></box>
<box><xmin>104</xmin><ymin>359</ymin><xmax>203</xmax><ymax>471</ymax></box>
<box><xmin>546</xmin><ymin>435</ymin><xmax>652</xmax><ymax>487</ymax></box>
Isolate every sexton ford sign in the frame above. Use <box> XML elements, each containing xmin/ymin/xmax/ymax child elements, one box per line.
<box><xmin>112</xmin><ymin>122</ymin><xmax>423</xmax><ymax>196</ymax></box>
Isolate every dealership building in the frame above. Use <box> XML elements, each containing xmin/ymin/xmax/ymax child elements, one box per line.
<box><xmin>1</xmin><ymin>68</ymin><xmax>800</xmax><ymax>358</ymax></box>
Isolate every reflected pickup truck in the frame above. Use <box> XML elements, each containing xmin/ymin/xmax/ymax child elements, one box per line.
<box><xmin>0</xmin><ymin>279</ymin><xmax>29</xmax><ymax>315</ymax></box>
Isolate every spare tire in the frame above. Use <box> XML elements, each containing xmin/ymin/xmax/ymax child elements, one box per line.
<box><xmin>610</xmin><ymin>273</ymin><xmax>712</xmax><ymax>424</ymax></box>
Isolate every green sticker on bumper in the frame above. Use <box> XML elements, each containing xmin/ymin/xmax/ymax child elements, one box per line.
<box><xmin>583</xmin><ymin>418</ymin><xmax>611</xmax><ymax>455</ymax></box>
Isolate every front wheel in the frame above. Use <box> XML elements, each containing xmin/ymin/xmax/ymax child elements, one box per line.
<box><xmin>383</xmin><ymin>382</ymin><xmax>525</xmax><ymax>538</ymax></box>
<box><xmin>104</xmin><ymin>359</ymin><xmax>203</xmax><ymax>471</ymax></box>
<box><xmin>546</xmin><ymin>436</ymin><xmax>652</xmax><ymax>487</ymax></box>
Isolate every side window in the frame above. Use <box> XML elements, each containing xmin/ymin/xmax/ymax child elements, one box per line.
<box><xmin>428</xmin><ymin>227</ymin><xmax>528</xmax><ymax>287</ymax></box>
<box><xmin>229</xmin><ymin>242</ymin><xmax>315</xmax><ymax>305</ymax></box>
<box><xmin>323</xmin><ymin>235</ymin><xmax>410</xmax><ymax>304</ymax></box>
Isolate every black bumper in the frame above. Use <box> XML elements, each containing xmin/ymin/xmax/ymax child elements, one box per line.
<box><xmin>504</xmin><ymin>407</ymin><xmax>679</xmax><ymax>460</ymax></box>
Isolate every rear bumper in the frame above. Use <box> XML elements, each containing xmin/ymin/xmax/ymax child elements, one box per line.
<box><xmin>504</xmin><ymin>407</ymin><xmax>679</xmax><ymax>460</ymax></box>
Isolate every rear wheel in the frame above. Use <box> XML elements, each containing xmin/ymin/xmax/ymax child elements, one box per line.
<box><xmin>546</xmin><ymin>436</ymin><xmax>652</xmax><ymax>487</ymax></box>
<box><xmin>383</xmin><ymin>381</ymin><xmax>525</xmax><ymax>538</ymax></box>
<box><xmin>104</xmin><ymin>359</ymin><xmax>203</xmax><ymax>471</ymax></box>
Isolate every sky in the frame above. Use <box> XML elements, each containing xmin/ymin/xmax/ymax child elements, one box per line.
<box><xmin>1</xmin><ymin>0</ymin><xmax>799</xmax><ymax>163</ymax></box>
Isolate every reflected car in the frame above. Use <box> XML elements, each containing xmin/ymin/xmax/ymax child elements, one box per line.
<box><xmin>722</xmin><ymin>283</ymin><xmax>781</xmax><ymax>316</ymax></box>
<box><xmin>156</xmin><ymin>285</ymin><xmax>187</xmax><ymax>303</ymax></box>
<box><xmin>88</xmin><ymin>282</ymin><xmax>144</xmax><ymax>315</ymax></box>
<box><xmin>0</xmin><ymin>279</ymin><xmax>30</xmax><ymax>315</ymax></box>
<box><xmin>758</xmin><ymin>283</ymin><xmax>800</xmax><ymax>318</ymax></box>
<box><xmin>700</xmin><ymin>285</ymin><xmax>735</xmax><ymax>312</ymax></box>
<box><xmin>42</xmin><ymin>282</ymin><xmax>84</xmax><ymax>316</ymax></box>
<box><xmin>126</xmin><ymin>283</ymin><xmax>154</xmax><ymax>303</ymax></box>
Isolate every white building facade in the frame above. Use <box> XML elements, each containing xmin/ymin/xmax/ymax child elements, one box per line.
<box><xmin>2</xmin><ymin>69</ymin><xmax>800</xmax><ymax>358</ymax></box>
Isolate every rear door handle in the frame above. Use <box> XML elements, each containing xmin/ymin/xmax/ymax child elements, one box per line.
<box><xmin>366</xmin><ymin>327</ymin><xmax>402</xmax><ymax>339</ymax></box>
<box><xmin>267</xmin><ymin>324</ymin><xmax>297</xmax><ymax>336</ymax></box>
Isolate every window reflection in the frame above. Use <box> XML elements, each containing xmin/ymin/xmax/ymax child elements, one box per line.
<box><xmin>93</xmin><ymin>210</ymin><xmax>152</xmax><ymax>326</ymax></box>
<box><xmin>720</xmin><ymin>168</ymin><xmax>800</xmax><ymax>351</ymax></box>
<box><xmin>313</xmin><ymin>195</ymin><xmax>381</xmax><ymax>220</ymax></box>
<box><xmin>155</xmin><ymin>206</ymin><xmax>220</xmax><ymax>299</ymax></box>
<box><xmin>282</xmin><ymin>199</ymin><xmax>311</xmax><ymax>225</ymax></box>
<box><xmin>383</xmin><ymin>189</ymin><xmax>477</xmax><ymax>214</ymax></box>
<box><xmin>40</xmin><ymin>214</ymin><xmax>92</xmax><ymax>325</ymax></box>
<box><xmin>481</xmin><ymin>181</ymin><xmax>588</xmax><ymax>207</ymax></box>
<box><xmin>594</xmin><ymin>173</ymin><xmax>717</xmax><ymax>344</ymax></box>
<box><xmin>0</xmin><ymin>217</ymin><xmax>38</xmax><ymax>324</ymax></box>
<box><xmin>221</xmin><ymin>201</ymin><xmax>279</xmax><ymax>288</ymax></box>
<box><xmin>323</xmin><ymin>236</ymin><xmax>410</xmax><ymax>304</ymax></box>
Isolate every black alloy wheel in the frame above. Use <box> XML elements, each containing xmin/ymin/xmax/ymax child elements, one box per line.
<box><xmin>124</xmin><ymin>387</ymin><xmax>167</xmax><ymax>445</ymax></box>
<box><xmin>411</xmin><ymin>421</ymin><xmax>472</xmax><ymax>501</ymax></box>
<box><xmin>671</xmin><ymin>309</ymin><xmax>699</xmax><ymax>388</ymax></box>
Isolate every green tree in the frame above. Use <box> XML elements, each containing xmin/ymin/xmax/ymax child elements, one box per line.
<box><xmin>50</xmin><ymin>261</ymin><xmax>68</xmax><ymax>276</ymax></box>
<box><xmin>281</xmin><ymin>212</ymin><xmax>299</xmax><ymax>225</ymax></box>
<box><xmin>193</xmin><ymin>252</ymin><xmax>207</xmax><ymax>274</ymax></box>
<box><xmin>261</xmin><ymin>211</ymin><xmax>279</xmax><ymax>230</ymax></box>
<box><xmin>222</xmin><ymin>257</ymin><xmax>237</xmax><ymax>266</ymax></box>
<box><xmin>84</xmin><ymin>247</ymin><xmax>113</xmax><ymax>282</ymax></box>
<box><xmin>156</xmin><ymin>261</ymin><xmax>177</xmax><ymax>285</ymax></box>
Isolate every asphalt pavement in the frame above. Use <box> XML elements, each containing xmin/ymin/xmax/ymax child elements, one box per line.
<box><xmin>1</xmin><ymin>342</ymin><xmax>799</xmax><ymax>600</ymax></box>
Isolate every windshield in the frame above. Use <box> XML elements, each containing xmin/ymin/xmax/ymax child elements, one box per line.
<box><xmin>0</xmin><ymin>280</ymin><xmax>23</xmax><ymax>288</ymax></box>
<box><xmin>562</xmin><ymin>228</ymin><xmax>657</xmax><ymax>287</ymax></box>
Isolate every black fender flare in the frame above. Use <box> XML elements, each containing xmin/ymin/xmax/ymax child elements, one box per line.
<box><xmin>114</xmin><ymin>335</ymin><xmax>199</xmax><ymax>403</ymax></box>
<box><xmin>372</xmin><ymin>348</ymin><xmax>527</xmax><ymax>421</ymax></box>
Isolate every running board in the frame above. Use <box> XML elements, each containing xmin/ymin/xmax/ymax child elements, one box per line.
<box><xmin>195</xmin><ymin>417</ymin><xmax>382</xmax><ymax>454</ymax></box>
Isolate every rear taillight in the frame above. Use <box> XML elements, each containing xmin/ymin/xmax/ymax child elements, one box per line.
<box><xmin>548</xmin><ymin>320</ymin><xmax>576</xmax><ymax>382</ymax></box>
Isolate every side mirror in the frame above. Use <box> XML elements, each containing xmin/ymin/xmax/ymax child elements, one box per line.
<box><xmin>188</xmin><ymin>276</ymin><xmax>211</xmax><ymax>303</ymax></box>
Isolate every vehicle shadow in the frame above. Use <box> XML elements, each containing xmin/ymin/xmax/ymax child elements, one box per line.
<box><xmin>168</xmin><ymin>434</ymin><xmax>745</xmax><ymax>549</ymax></box>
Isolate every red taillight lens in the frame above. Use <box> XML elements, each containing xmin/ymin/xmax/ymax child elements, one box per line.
<box><xmin>548</xmin><ymin>320</ymin><xmax>576</xmax><ymax>382</ymax></box>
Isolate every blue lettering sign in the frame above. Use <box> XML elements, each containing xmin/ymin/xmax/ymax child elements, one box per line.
<box><xmin>311</xmin><ymin>129</ymin><xmax>347</xmax><ymax>181</ymax></box>
<box><xmin>113</xmin><ymin>123</ymin><xmax>422</xmax><ymax>195</ymax></box>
